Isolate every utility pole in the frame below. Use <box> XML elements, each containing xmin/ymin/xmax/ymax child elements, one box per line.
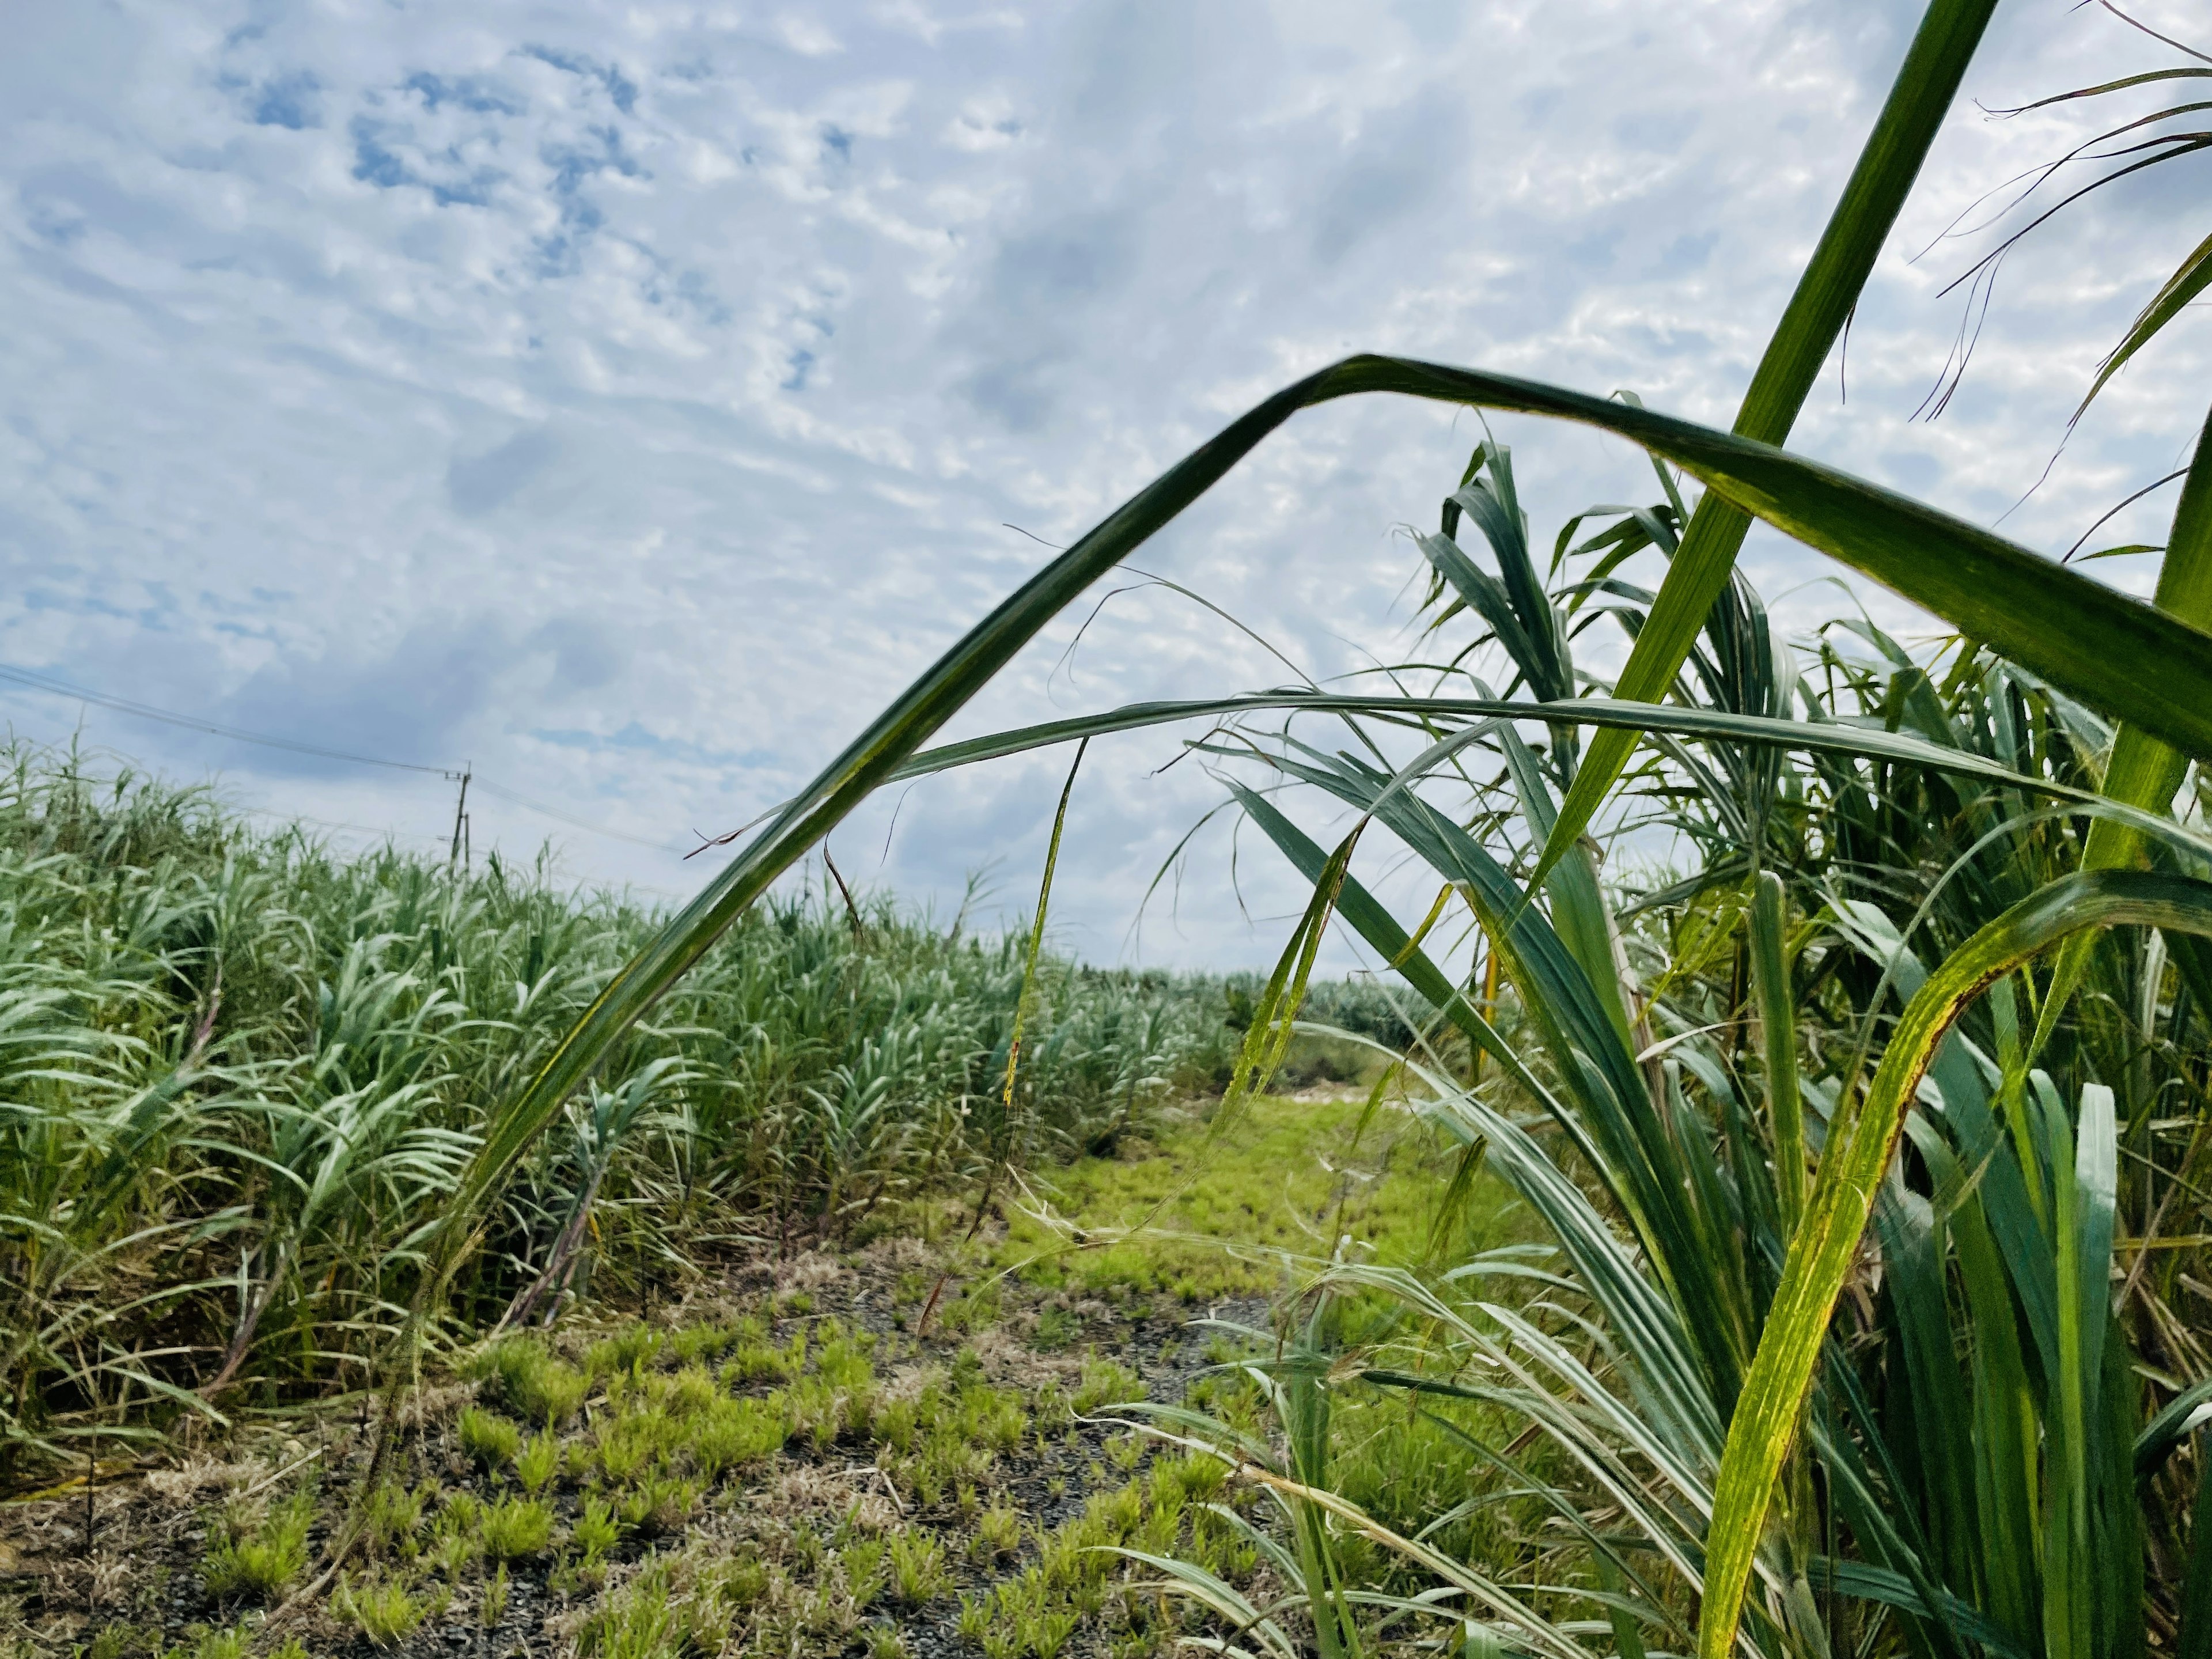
<box><xmin>448</xmin><ymin>765</ymin><xmax>472</xmax><ymax>870</ymax></box>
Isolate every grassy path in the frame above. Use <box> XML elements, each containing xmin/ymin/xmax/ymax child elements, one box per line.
<box><xmin>0</xmin><ymin>1091</ymin><xmax>1509</xmax><ymax>1659</ymax></box>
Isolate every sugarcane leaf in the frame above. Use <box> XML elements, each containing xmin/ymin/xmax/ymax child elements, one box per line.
<box><xmin>2035</xmin><ymin>411</ymin><xmax>2212</xmax><ymax>1051</ymax></box>
<box><xmin>1700</xmin><ymin>871</ymin><xmax>2212</xmax><ymax>1659</ymax></box>
<box><xmin>443</xmin><ymin>340</ymin><xmax>2212</xmax><ymax>1355</ymax></box>
<box><xmin>2076</xmin><ymin>229</ymin><xmax>2212</xmax><ymax>422</ymax></box>
<box><xmin>1539</xmin><ymin>0</ymin><xmax>2002</xmax><ymax>888</ymax></box>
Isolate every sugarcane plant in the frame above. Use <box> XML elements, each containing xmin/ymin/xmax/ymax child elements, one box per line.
<box><xmin>382</xmin><ymin>1</ymin><xmax>2212</xmax><ymax>1652</ymax></box>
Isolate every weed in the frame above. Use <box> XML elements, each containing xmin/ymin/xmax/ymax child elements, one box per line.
<box><xmin>938</xmin><ymin>1283</ymin><xmax>1001</xmax><ymax>1336</ymax></box>
<box><xmin>959</xmin><ymin>1592</ymin><xmax>993</xmax><ymax>1647</ymax></box>
<box><xmin>481</xmin><ymin>1494</ymin><xmax>555</xmax><ymax>1562</ymax></box>
<box><xmin>1032</xmin><ymin>1306</ymin><xmax>1077</xmax><ymax>1350</ymax></box>
<box><xmin>588</xmin><ymin>1323</ymin><xmax>665</xmax><ymax>1380</ymax></box>
<box><xmin>975</xmin><ymin>1503</ymin><xmax>1022</xmax><ymax>1562</ymax></box>
<box><xmin>666</xmin><ymin>1365</ymin><xmax>717</xmax><ymax>1418</ymax></box>
<box><xmin>1134</xmin><ymin>1506</ymin><xmax>1177</xmax><ymax>1556</ymax></box>
<box><xmin>160</xmin><ymin>1625</ymin><xmax>249</xmax><ymax>1659</ymax></box>
<box><xmin>362</xmin><ymin>1481</ymin><xmax>424</xmax><ymax>1560</ymax></box>
<box><xmin>573</xmin><ymin>1493</ymin><xmax>623</xmax><ymax>1559</ymax></box>
<box><xmin>459</xmin><ymin>1404</ymin><xmax>522</xmax><ymax>1469</ymax></box>
<box><xmin>1093</xmin><ymin>1481</ymin><xmax>1145</xmax><ymax>1540</ymax></box>
<box><xmin>574</xmin><ymin>1556</ymin><xmax>688</xmax><ymax>1659</ymax></box>
<box><xmin>1157</xmin><ymin>1452</ymin><xmax>1224</xmax><ymax>1506</ymax></box>
<box><xmin>516</xmin><ymin>1427</ymin><xmax>559</xmax><ymax>1493</ymax></box>
<box><xmin>726</xmin><ymin>1330</ymin><xmax>805</xmax><ymax>1386</ymax></box>
<box><xmin>434</xmin><ymin>1489</ymin><xmax>481</xmax><ymax>1541</ymax></box>
<box><xmin>427</xmin><ymin>1530</ymin><xmax>476</xmax><ymax>1580</ymax></box>
<box><xmin>693</xmin><ymin>1396</ymin><xmax>786</xmax><ymax>1479</ymax></box>
<box><xmin>1029</xmin><ymin>1609</ymin><xmax>1078</xmax><ymax>1659</ymax></box>
<box><xmin>335</xmin><ymin>1575</ymin><xmax>422</xmax><ymax>1649</ymax></box>
<box><xmin>476</xmin><ymin>1336</ymin><xmax>589</xmax><ymax>1426</ymax></box>
<box><xmin>889</xmin><ymin>1528</ymin><xmax>949</xmax><ymax>1607</ymax></box>
<box><xmin>199</xmin><ymin>1489</ymin><xmax>312</xmax><ymax>1603</ymax></box>
<box><xmin>597</xmin><ymin>1407</ymin><xmax>670</xmax><ymax>1484</ymax></box>
<box><xmin>632</xmin><ymin>1475</ymin><xmax>699</xmax><ymax>1537</ymax></box>
<box><xmin>873</xmin><ymin>1397</ymin><xmax>918</xmax><ymax>1455</ymax></box>
<box><xmin>842</xmin><ymin>1538</ymin><xmax>887</xmax><ymax>1609</ymax></box>
<box><xmin>668</xmin><ymin>1322</ymin><xmax>738</xmax><ymax>1366</ymax></box>
<box><xmin>1072</xmin><ymin>1358</ymin><xmax>1142</xmax><ymax>1416</ymax></box>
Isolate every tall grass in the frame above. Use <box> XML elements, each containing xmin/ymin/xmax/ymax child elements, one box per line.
<box><xmin>0</xmin><ymin>746</ymin><xmax>1248</xmax><ymax>1472</ymax></box>
<box><xmin>437</xmin><ymin>1</ymin><xmax>2212</xmax><ymax>1652</ymax></box>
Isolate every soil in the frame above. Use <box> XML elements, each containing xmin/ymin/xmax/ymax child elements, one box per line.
<box><xmin>0</xmin><ymin>1232</ymin><xmax>1279</xmax><ymax>1659</ymax></box>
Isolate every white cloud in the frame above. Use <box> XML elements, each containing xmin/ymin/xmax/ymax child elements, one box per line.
<box><xmin>0</xmin><ymin>0</ymin><xmax>2203</xmax><ymax>968</ymax></box>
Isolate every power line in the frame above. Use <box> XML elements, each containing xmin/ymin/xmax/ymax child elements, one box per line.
<box><xmin>223</xmin><ymin>805</ymin><xmax>695</xmax><ymax>900</ymax></box>
<box><xmin>231</xmin><ymin>803</ymin><xmax>454</xmax><ymax>846</ymax></box>
<box><xmin>0</xmin><ymin>661</ymin><xmax>455</xmax><ymax>775</ymax></box>
<box><xmin>0</xmin><ymin>658</ymin><xmax>698</xmax><ymax>859</ymax></box>
<box><xmin>473</xmin><ymin>779</ymin><xmax>692</xmax><ymax>856</ymax></box>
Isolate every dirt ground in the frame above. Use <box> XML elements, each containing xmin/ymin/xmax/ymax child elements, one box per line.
<box><xmin>0</xmin><ymin>1229</ymin><xmax>1281</xmax><ymax>1659</ymax></box>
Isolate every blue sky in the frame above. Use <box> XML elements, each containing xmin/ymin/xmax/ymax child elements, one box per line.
<box><xmin>1</xmin><ymin>0</ymin><xmax>2205</xmax><ymax>967</ymax></box>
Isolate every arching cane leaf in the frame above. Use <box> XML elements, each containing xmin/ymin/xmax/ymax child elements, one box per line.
<box><xmin>1700</xmin><ymin>870</ymin><xmax>2212</xmax><ymax>1659</ymax></box>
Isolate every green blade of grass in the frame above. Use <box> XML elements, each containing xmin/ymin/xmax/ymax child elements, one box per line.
<box><xmin>431</xmin><ymin>345</ymin><xmax>2212</xmax><ymax>1324</ymax></box>
<box><xmin>1699</xmin><ymin>870</ymin><xmax>2212</xmax><ymax>1659</ymax></box>
<box><xmin>2033</xmin><ymin>408</ymin><xmax>2212</xmax><ymax>1054</ymax></box>
<box><xmin>2041</xmin><ymin>1083</ymin><xmax>2118</xmax><ymax>1659</ymax></box>
<box><xmin>1902</xmin><ymin>1114</ymin><xmax>2040</xmax><ymax>1645</ymax></box>
<box><xmin>2076</xmin><ymin>230</ymin><xmax>2212</xmax><ymax>424</ymax></box>
<box><xmin>1536</xmin><ymin>0</ymin><xmax>2001</xmax><ymax>889</ymax></box>
<box><xmin>899</xmin><ymin>692</ymin><xmax>2211</xmax><ymax>858</ymax></box>
<box><xmin>1748</xmin><ymin>872</ymin><xmax>1805</xmax><ymax>1233</ymax></box>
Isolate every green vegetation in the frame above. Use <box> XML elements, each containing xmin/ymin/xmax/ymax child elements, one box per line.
<box><xmin>332</xmin><ymin>1573</ymin><xmax>423</xmax><ymax>1647</ymax></box>
<box><xmin>479</xmin><ymin>1494</ymin><xmax>555</xmax><ymax>1562</ymax></box>
<box><xmin>198</xmin><ymin>1489</ymin><xmax>315</xmax><ymax>1603</ymax></box>
<box><xmin>1000</xmin><ymin>1089</ymin><xmax>1508</xmax><ymax>1299</ymax></box>
<box><xmin>9</xmin><ymin>6</ymin><xmax>2212</xmax><ymax>1658</ymax></box>
<box><xmin>0</xmin><ymin>746</ymin><xmax>1266</xmax><ymax>1467</ymax></box>
<box><xmin>456</xmin><ymin>1405</ymin><xmax>521</xmax><ymax>1470</ymax></box>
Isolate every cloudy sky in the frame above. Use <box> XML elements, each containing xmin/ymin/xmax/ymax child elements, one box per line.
<box><xmin>2</xmin><ymin>0</ymin><xmax>2205</xmax><ymax>968</ymax></box>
